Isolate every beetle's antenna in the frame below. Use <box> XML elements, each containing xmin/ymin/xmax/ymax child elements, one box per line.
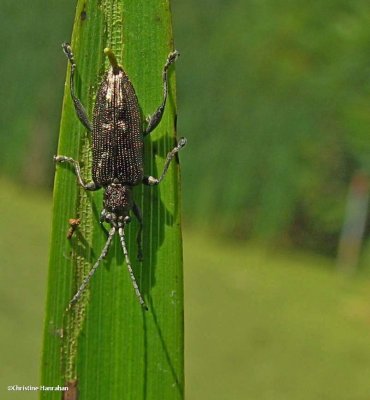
<box><xmin>67</xmin><ymin>227</ymin><xmax>116</xmax><ymax>311</ymax></box>
<box><xmin>118</xmin><ymin>226</ymin><xmax>148</xmax><ymax>310</ymax></box>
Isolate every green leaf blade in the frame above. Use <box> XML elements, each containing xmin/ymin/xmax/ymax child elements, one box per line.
<box><xmin>40</xmin><ymin>1</ymin><xmax>184</xmax><ymax>399</ymax></box>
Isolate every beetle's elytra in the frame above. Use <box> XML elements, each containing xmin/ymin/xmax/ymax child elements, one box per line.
<box><xmin>55</xmin><ymin>44</ymin><xmax>186</xmax><ymax>310</ymax></box>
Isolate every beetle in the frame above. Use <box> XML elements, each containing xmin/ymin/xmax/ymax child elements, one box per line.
<box><xmin>55</xmin><ymin>44</ymin><xmax>186</xmax><ymax>310</ymax></box>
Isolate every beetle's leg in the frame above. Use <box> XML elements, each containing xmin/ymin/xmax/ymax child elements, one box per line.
<box><xmin>144</xmin><ymin>50</ymin><xmax>180</xmax><ymax>136</ymax></box>
<box><xmin>62</xmin><ymin>43</ymin><xmax>93</xmax><ymax>132</ymax></box>
<box><xmin>54</xmin><ymin>155</ymin><xmax>99</xmax><ymax>191</ymax></box>
<box><xmin>133</xmin><ymin>203</ymin><xmax>144</xmax><ymax>261</ymax></box>
<box><xmin>99</xmin><ymin>221</ymin><xmax>110</xmax><ymax>237</ymax></box>
<box><xmin>143</xmin><ymin>137</ymin><xmax>187</xmax><ymax>186</ymax></box>
<box><xmin>99</xmin><ymin>211</ymin><xmax>111</xmax><ymax>237</ymax></box>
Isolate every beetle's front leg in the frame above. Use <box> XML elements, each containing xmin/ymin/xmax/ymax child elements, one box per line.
<box><xmin>144</xmin><ymin>50</ymin><xmax>180</xmax><ymax>136</ymax></box>
<box><xmin>143</xmin><ymin>137</ymin><xmax>187</xmax><ymax>186</ymax></box>
<box><xmin>54</xmin><ymin>155</ymin><xmax>99</xmax><ymax>191</ymax></box>
<box><xmin>62</xmin><ymin>43</ymin><xmax>93</xmax><ymax>133</ymax></box>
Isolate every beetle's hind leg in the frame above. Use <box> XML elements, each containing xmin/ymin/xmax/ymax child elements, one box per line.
<box><xmin>144</xmin><ymin>50</ymin><xmax>180</xmax><ymax>136</ymax></box>
<box><xmin>54</xmin><ymin>155</ymin><xmax>98</xmax><ymax>191</ymax></box>
<box><xmin>62</xmin><ymin>43</ymin><xmax>93</xmax><ymax>132</ymax></box>
<box><xmin>133</xmin><ymin>203</ymin><xmax>144</xmax><ymax>261</ymax></box>
<box><xmin>143</xmin><ymin>137</ymin><xmax>187</xmax><ymax>186</ymax></box>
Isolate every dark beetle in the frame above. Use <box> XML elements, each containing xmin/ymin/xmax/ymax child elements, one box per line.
<box><xmin>55</xmin><ymin>44</ymin><xmax>186</xmax><ymax>310</ymax></box>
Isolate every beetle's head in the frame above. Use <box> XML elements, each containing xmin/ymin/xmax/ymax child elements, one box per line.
<box><xmin>101</xmin><ymin>183</ymin><xmax>133</xmax><ymax>225</ymax></box>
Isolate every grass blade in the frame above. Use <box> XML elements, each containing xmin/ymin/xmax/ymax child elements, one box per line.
<box><xmin>40</xmin><ymin>1</ymin><xmax>184</xmax><ymax>399</ymax></box>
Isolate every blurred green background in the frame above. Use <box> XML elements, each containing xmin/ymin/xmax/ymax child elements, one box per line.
<box><xmin>2</xmin><ymin>0</ymin><xmax>370</xmax><ymax>399</ymax></box>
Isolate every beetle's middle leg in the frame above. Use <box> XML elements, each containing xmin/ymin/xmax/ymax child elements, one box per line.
<box><xmin>62</xmin><ymin>43</ymin><xmax>93</xmax><ymax>133</ymax></box>
<box><xmin>143</xmin><ymin>137</ymin><xmax>187</xmax><ymax>186</ymax></box>
<box><xmin>54</xmin><ymin>155</ymin><xmax>98</xmax><ymax>191</ymax></box>
<box><xmin>144</xmin><ymin>50</ymin><xmax>180</xmax><ymax>136</ymax></box>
